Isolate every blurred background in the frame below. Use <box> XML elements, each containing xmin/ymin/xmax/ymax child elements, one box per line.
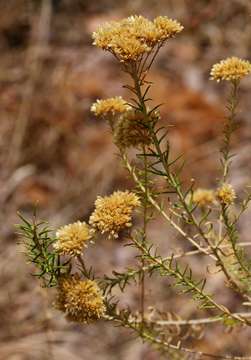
<box><xmin>1</xmin><ymin>0</ymin><xmax>251</xmax><ymax>359</ymax></box>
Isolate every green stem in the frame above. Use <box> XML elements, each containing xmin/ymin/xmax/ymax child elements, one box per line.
<box><xmin>111</xmin><ymin>307</ymin><xmax>251</xmax><ymax>359</ymax></box>
<box><xmin>221</xmin><ymin>80</ymin><xmax>239</xmax><ymax>183</ymax></box>
<box><xmin>130</xmin><ymin>63</ymin><xmax>149</xmax><ymax>322</ymax></box>
<box><xmin>77</xmin><ymin>255</ymin><xmax>92</xmax><ymax>279</ymax></box>
<box><xmin>132</xmin><ymin>236</ymin><xmax>251</xmax><ymax>326</ymax></box>
<box><xmin>221</xmin><ymin>204</ymin><xmax>251</xmax><ymax>277</ymax></box>
<box><xmin>140</xmin><ymin>145</ymin><xmax>148</xmax><ymax>323</ymax></box>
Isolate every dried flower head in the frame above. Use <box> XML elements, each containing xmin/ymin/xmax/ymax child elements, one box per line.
<box><xmin>193</xmin><ymin>188</ymin><xmax>215</xmax><ymax>207</ymax></box>
<box><xmin>89</xmin><ymin>190</ymin><xmax>140</xmax><ymax>238</ymax></box>
<box><xmin>127</xmin><ymin>15</ymin><xmax>161</xmax><ymax>46</ymax></box>
<box><xmin>111</xmin><ymin>35</ymin><xmax>152</xmax><ymax>62</ymax></box>
<box><xmin>113</xmin><ymin>109</ymin><xmax>154</xmax><ymax>149</ymax></box>
<box><xmin>92</xmin><ymin>15</ymin><xmax>183</xmax><ymax>62</ymax></box>
<box><xmin>91</xmin><ymin>97</ymin><xmax>130</xmax><ymax>117</ymax></box>
<box><xmin>153</xmin><ymin>16</ymin><xmax>184</xmax><ymax>41</ymax></box>
<box><xmin>92</xmin><ymin>17</ymin><xmax>151</xmax><ymax>62</ymax></box>
<box><xmin>55</xmin><ymin>276</ymin><xmax>105</xmax><ymax>323</ymax></box>
<box><xmin>210</xmin><ymin>57</ymin><xmax>251</xmax><ymax>82</ymax></box>
<box><xmin>216</xmin><ymin>183</ymin><xmax>236</xmax><ymax>205</ymax></box>
<box><xmin>54</xmin><ymin>221</ymin><xmax>91</xmax><ymax>256</ymax></box>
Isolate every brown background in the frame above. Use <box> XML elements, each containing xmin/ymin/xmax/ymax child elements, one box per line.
<box><xmin>1</xmin><ymin>0</ymin><xmax>251</xmax><ymax>359</ymax></box>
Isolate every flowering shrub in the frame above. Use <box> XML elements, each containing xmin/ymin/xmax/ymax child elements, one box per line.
<box><xmin>19</xmin><ymin>15</ymin><xmax>251</xmax><ymax>359</ymax></box>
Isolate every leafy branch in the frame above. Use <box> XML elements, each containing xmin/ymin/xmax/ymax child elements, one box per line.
<box><xmin>17</xmin><ymin>212</ymin><xmax>70</xmax><ymax>287</ymax></box>
<box><xmin>106</xmin><ymin>302</ymin><xmax>251</xmax><ymax>360</ymax></box>
<box><xmin>130</xmin><ymin>235</ymin><xmax>251</xmax><ymax>326</ymax></box>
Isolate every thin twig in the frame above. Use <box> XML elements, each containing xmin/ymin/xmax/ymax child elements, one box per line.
<box><xmin>153</xmin><ymin>312</ymin><xmax>251</xmax><ymax>326</ymax></box>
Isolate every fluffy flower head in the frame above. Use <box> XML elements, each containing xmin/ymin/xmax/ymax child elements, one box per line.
<box><xmin>193</xmin><ymin>188</ymin><xmax>215</xmax><ymax>207</ymax></box>
<box><xmin>89</xmin><ymin>190</ymin><xmax>140</xmax><ymax>238</ymax></box>
<box><xmin>210</xmin><ymin>57</ymin><xmax>251</xmax><ymax>82</ymax></box>
<box><xmin>91</xmin><ymin>97</ymin><xmax>130</xmax><ymax>117</ymax></box>
<box><xmin>92</xmin><ymin>15</ymin><xmax>183</xmax><ymax>62</ymax></box>
<box><xmin>54</xmin><ymin>221</ymin><xmax>91</xmax><ymax>256</ymax></box>
<box><xmin>55</xmin><ymin>276</ymin><xmax>105</xmax><ymax>323</ymax></box>
<box><xmin>216</xmin><ymin>183</ymin><xmax>236</xmax><ymax>205</ymax></box>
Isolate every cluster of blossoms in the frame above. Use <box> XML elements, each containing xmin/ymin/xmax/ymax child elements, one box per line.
<box><xmin>92</xmin><ymin>15</ymin><xmax>183</xmax><ymax>62</ymax></box>
<box><xmin>89</xmin><ymin>191</ymin><xmax>141</xmax><ymax>238</ymax></box>
<box><xmin>54</xmin><ymin>191</ymin><xmax>140</xmax><ymax>253</ymax></box>
<box><xmin>210</xmin><ymin>57</ymin><xmax>251</xmax><ymax>82</ymax></box>
<box><xmin>53</xmin><ymin>190</ymin><xmax>140</xmax><ymax>321</ymax></box>
<box><xmin>91</xmin><ymin>16</ymin><xmax>183</xmax><ymax>148</ymax></box>
<box><xmin>191</xmin><ymin>184</ymin><xmax>236</xmax><ymax>208</ymax></box>
<box><xmin>55</xmin><ymin>275</ymin><xmax>105</xmax><ymax>323</ymax></box>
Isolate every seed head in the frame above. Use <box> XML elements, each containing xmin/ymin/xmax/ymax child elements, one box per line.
<box><xmin>54</xmin><ymin>221</ymin><xmax>91</xmax><ymax>257</ymax></box>
<box><xmin>113</xmin><ymin>109</ymin><xmax>154</xmax><ymax>149</ymax></box>
<box><xmin>91</xmin><ymin>97</ymin><xmax>130</xmax><ymax>117</ymax></box>
<box><xmin>216</xmin><ymin>183</ymin><xmax>236</xmax><ymax>205</ymax></box>
<box><xmin>89</xmin><ymin>190</ymin><xmax>140</xmax><ymax>238</ymax></box>
<box><xmin>55</xmin><ymin>276</ymin><xmax>105</xmax><ymax>323</ymax></box>
<box><xmin>193</xmin><ymin>188</ymin><xmax>215</xmax><ymax>207</ymax></box>
<box><xmin>210</xmin><ymin>57</ymin><xmax>251</xmax><ymax>82</ymax></box>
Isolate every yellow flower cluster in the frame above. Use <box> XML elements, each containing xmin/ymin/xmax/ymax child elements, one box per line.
<box><xmin>153</xmin><ymin>16</ymin><xmax>184</xmax><ymax>41</ymax></box>
<box><xmin>113</xmin><ymin>109</ymin><xmax>153</xmax><ymax>149</ymax></box>
<box><xmin>216</xmin><ymin>183</ymin><xmax>236</xmax><ymax>205</ymax></box>
<box><xmin>91</xmin><ymin>97</ymin><xmax>130</xmax><ymax>117</ymax></box>
<box><xmin>54</xmin><ymin>221</ymin><xmax>91</xmax><ymax>257</ymax></box>
<box><xmin>92</xmin><ymin>15</ymin><xmax>183</xmax><ymax>62</ymax></box>
<box><xmin>89</xmin><ymin>190</ymin><xmax>140</xmax><ymax>238</ymax></box>
<box><xmin>193</xmin><ymin>188</ymin><xmax>215</xmax><ymax>207</ymax></box>
<box><xmin>210</xmin><ymin>57</ymin><xmax>251</xmax><ymax>82</ymax></box>
<box><xmin>55</xmin><ymin>276</ymin><xmax>105</xmax><ymax>323</ymax></box>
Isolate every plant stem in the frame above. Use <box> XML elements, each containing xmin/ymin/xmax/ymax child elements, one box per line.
<box><xmin>77</xmin><ymin>255</ymin><xmax>92</xmax><ymax>279</ymax></box>
<box><xmin>122</xmin><ymin>152</ymin><xmax>214</xmax><ymax>258</ymax></box>
<box><xmin>140</xmin><ymin>145</ymin><xmax>148</xmax><ymax>323</ymax></box>
<box><xmin>129</xmin><ymin>62</ymin><xmax>149</xmax><ymax>323</ymax></box>
<box><xmin>221</xmin><ymin>80</ymin><xmax>239</xmax><ymax>182</ymax></box>
<box><xmin>132</xmin><ymin>236</ymin><xmax>251</xmax><ymax>326</ymax></box>
<box><xmin>217</xmin><ymin>80</ymin><xmax>251</xmax><ymax>295</ymax></box>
